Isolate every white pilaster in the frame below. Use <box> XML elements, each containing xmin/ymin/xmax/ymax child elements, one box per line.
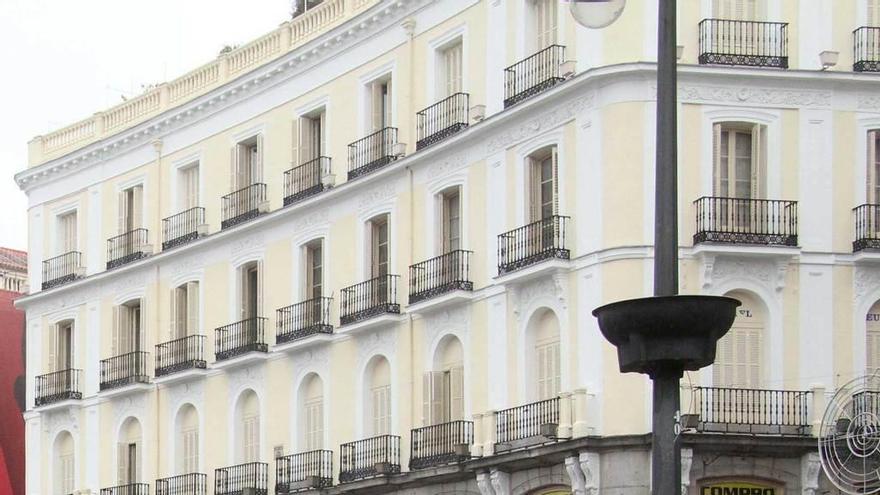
<box><xmin>485</xmin><ymin>0</ymin><xmax>507</xmax><ymax>116</ymax></box>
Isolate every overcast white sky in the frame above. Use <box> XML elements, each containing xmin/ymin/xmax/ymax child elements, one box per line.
<box><xmin>0</xmin><ymin>0</ymin><xmax>291</xmax><ymax>250</ymax></box>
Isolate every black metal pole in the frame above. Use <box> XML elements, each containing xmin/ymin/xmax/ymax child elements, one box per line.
<box><xmin>653</xmin><ymin>369</ymin><xmax>682</xmax><ymax>495</ymax></box>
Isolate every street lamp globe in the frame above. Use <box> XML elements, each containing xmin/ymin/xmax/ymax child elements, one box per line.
<box><xmin>567</xmin><ymin>0</ymin><xmax>626</xmax><ymax>29</ymax></box>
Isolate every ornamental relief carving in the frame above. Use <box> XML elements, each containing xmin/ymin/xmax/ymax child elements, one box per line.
<box><xmin>165</xmin><ymin>381</ymin><xmax>205</xmax><ymax>413</ymax></box>
<box><xmin>293</xmin><ymin>208</ymin><xmax>330</xmax><ymax>233</ymax></box>
<box><xmin>855</xmin><ymin>266</ymin><xmax>880</xmax><ymax>304</ymax></box>
<box><xmin>357</xmin><ymin>182</ymin><xmax>397</xmax><ymax>213</ymax></box>
<box><xmin>227</xmin><ymin>364</ymin><xmax>265</xmax><ymax>399</ymax></box>
<box><xmin>356</xmin><ymin>327</ymin><xmax>396</xmax><ymax>366</ymax></box>
<box><xmin>857</xmin><ymin>95</ymin><xmax>880</xmax><ymax>111</ymax></box>
<box><xmin>484</xmin><ymin>93</ymin><xmax>594</xmax><ymax>155</ymax></box>
<box><xmin>510</xmin><ymin>273</ymin><xmax>568</xmax><ymax>322</ymax></box>
<box><xmin>678</xmin><ymin>85</ymin><xmax>831</xmax><ymax>108</ymax></box>
<box><xmin>113</xmin><ymin>393</ymin><xmax>148</xmax><ymax>430</ymax></box>
<box><xmin>702</xmin><ymin>255</ymin><xmax>789</xmax><ymax>293</ymax></box>
<box><xmin>423</xmin><ymin>306</ymin><xmax>470</xmax><ymax>356</ymax></box>
<box><xmin>42</xmin><ymin>408</ymin><xmax>79</xmax><ymax>436</ymax></box>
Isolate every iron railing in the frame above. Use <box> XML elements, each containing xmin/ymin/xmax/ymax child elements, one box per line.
<box><xmin>854</xmin><ymin>204</ymin><xmax>880</xmax><ymax>252</ymax></box>
<box><xmin>854</xmin><ymin>27</ymin><xmax>880</xmax><ymax>72</ymax></box>
<box><xmin>693</xmin><ymin>197</ymin><xmax>798</xmax><ymax>246</ymax></box>
<box><xmin>409</xmin><ymin>420</ymin><xmax>473</xmax><ymax>470</ymax></box>
<box><xmin>221</xmin><ymin>183</ymin><xmax>267</xmax><ymax>230</ymax></box>
<box><xmin>693</xmin><ymin>386</ymin><xmax>812</xmax><ymax>435</ymax></box>
<box><xmin>107</xmin><ymin>228</ymin><xmax>150</xmax><ymax>270</ymax></box>
<box><xmin>698</xmin><ymin>19</ymin><xmax>789</xmax><ymax>68</ymax></box>
<box><xmin>100</xmin><ymin>351</ymin><xmax>150</xmax><ymax>391</ymax></box>
<box><xmin>35</xmin><ymin>369</ymin><xmax>82</xmax><ymax>407</ymax></box>
<box><xmin>284</xmin><ymin>157</ymin><xmax>331</xmax><ymax>206</ymax></box>
<box><xmin>498</xmin><ymin>215</ymin><xmax>570</xmax><ymax>275</ymax></box>
<box><xmin>100</xmin><ymin>484</ymin><xmax>151</xmax><ymax>495</ymax></box>
<box><xmin>416</xmin><ymin>93</ymin><xmax>469</xmax><ymax>150</ymax></box>
<box><xmin>347</xmin><ymin>127</ymin><xmax>399</xmax><ymax>180</ymax></box>
<box><xmin>162</xmin><ymin>207</ymin><xmax>205</xmax><ymax>250</ymax></box>
<box><xmin>495</xmin><ymin>397</ymin><xmax>560</xmax><ymax>446</ymax></box>
<box><xmin>504</xmin><ymin>45</ymin><xmax>566</xmax><ymax>108</ymax></box>
<box><xmin>156</xmin><ymin>473</ymin><xmax>207</xmax><ymax>495</ymax></box>
<box><xmin>409</xmin><ymin>250</ymin><xmax>473</xmax><ymax>304</ymax></box>
<box><xmin>275</xmin><ymin>450</ymin><xmax>333</xmax><ymax>493</ymax></box>
<box><xmin>215</xmin><ymin>462</ymin><xmax>268</xmax><ymax>495</ymax></box>
<box><xmin>42</xmin><ymin>251</ymin><xmax>83</xmax><ymax>290</ymax></box>
<box><xmin>155</xmin><ymin>335</ymin><xmax>206</xmax><ymax>377</ymax></box>
<box><xmin>276</xmin><ymin>297</ymin><xmax>333</xmax><ymax>344</ymax></box>
<box><xmin>339</xmin><ymin>435</ymin><xmax>401</xmax><ymax>483</ymax></box>
<box><xmin>215</xmin><ymin>317</ymin><xmax>268</xmax><ymax>361</ymax></box>
<box><xmin>339</xmin><ymin>274</ymin><xmax>400</xmax><ymax>325</ymax></box>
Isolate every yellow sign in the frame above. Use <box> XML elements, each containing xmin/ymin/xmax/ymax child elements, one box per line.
<box><xmin>701</xmin><ymin>482</ymin><xmax>776</xmax><ymax>495</ymax></box>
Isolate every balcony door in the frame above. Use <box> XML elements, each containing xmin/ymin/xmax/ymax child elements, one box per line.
<box><xmin>532</xmin><ymin>0</ymin><xmax>558</xmax><ymax>52</ymax></box>
<box><xmin>117</xmin><ymin>418</ymin><xmax>142</xmax><ymax>485</ymax></box>
<box><xmin>55</xmin><ymin>322</ymin><xmax>73</xmax><ymax>372</ymax></box>
<box><xmin>57</xmin><ymin>211</ymin><xmax>77</xmax><ymax>255</ymax></box>
<box><xmin>241</xmin><ymin>263</ymin><xmax>261</xmax><ymax>321</ymax></box>
<box><xmin>713</xmin><ymin>123</ymin><xmax>766</xmax><ymax>231</ymax></box>
<box><xmin>714</xmin><ymin>291</ymin><xmax>764</xmax><ymax>389</ymax></box>
<box><xmin>179</xmin><ymin>164</ymin><xmax>200</xmax><ymax>211</ymax></box>
<box><xmin>868</xmin><ymin>131</ymin><xmax>880</xmax><ymax>204</ymax></box>
<box><xmin>367</xmin><ymin>356</ymin><xmax>392</xmax><ymax>436</ymax></box>
<box><xmin>118</xmin><ymin>185</ymin><xmax>144</xmax><ymax>235</ymax></box>
<box><xmin>423</xmin><ymin>337</ymin><xmax>464</xmax><ymax>425</ymax></box>
<box><xmin>438</xmin><ymin>41</ymin><xmax>463</xmax><ymax>99</ymax></box>
<box><xmin>231</xmin><ymin>136</ymin><xmax>263</xmax><ymax>191</ymax></box>
<box><xmin>171</xmin><ymin>282</ymin><xmax>199</xmax><ymax>340</ymax></box>
<box><xmin>114</xmin><ymin>301</ymin><xmax>143</xmax><ymax>356</ymax></box>
<box><xmin>236</xmin><ymin>390</ymin><xmax>261</xmax><ymax>463</ymax></box>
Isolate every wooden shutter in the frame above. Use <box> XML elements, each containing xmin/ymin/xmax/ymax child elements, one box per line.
<box><xmin>750</xmin><ymin>124</ymin><xmax>763</xmax><ymax>199</ymax></box>
<box><xmin>869</xmin><ymin>131</ymin><xmax>878</xmax><ymax>204</ymax></box>
<box><xmin>244</xmin><ymin>415</ymin><xmax>259</xmax><ymax>462</ymax></box>
<box><xmin>450</xmin><ymin>366</ymin><xmax>464</xmax><ymax>421</ymax></box>
<box><xmin>384</xmin><ymin>80</ymin><xmax>393</xmax><ymax>129</ymax></box>
<box><xmin>230</xmin><ymin>146</ymin><xmax>240</xmax><ymax>191</ymax></box>
<box><xmin>305</xmin><ymin>399</ymin><xmax>323</xmax><ymax>450</ymax></box>
<box><xmin>712</xmin><ymin>124</ymin><xmax>723</xmax><ymax>196</ymax></box>
<box><xmin>117</xmin><ymin>190</ymin><xmax>127</xmax><ymax>234</ymax></box>
<box><xmin>131</xmin><ymin>186</ymin><xmax>143</xmax><ymax>230</ymax></box>
<box><xmin>187</xmin><ymin>282</ymin><xmax>200</xmax><ymax>336</ymax></box>
<box><xmin>870</xmin><ymin>0</ymin><xmax>880</xmax><ymax>26</ymax></box>
<box><xmin>60</xmin><ymin>454</ymin><xmax>75</xmax><ymax>493</ymax></box>
<box><xmin>528</xmin><ymin>158</ymin><xmax>541</xmax><ymax>222</ymax></box>
<box><xmin>254</xmin><ymin>135</ymin><xmax>264</xmax><ymax>184</ymax></box>
<box><xmin>868</xmin><ymin>315</ymin><xmax>880</xmax><ymax>373</ymax></box>
<box><xmin>183</xmin><ymin>428</ymin><xmax>199</xmax><ymax>473</ymax></box>
<box><xmin>300</xmin><ymin>117</ymin><xmax>313</xmax><ymax>164</ymax></box>
<box><xmin>257</xmin><ymin>261</ymin><xmax>264</xmax><ymax>318</ymax></box>
<box><xmin>134</xmin><ymin>441</ymin><xmax>142</xmax><ymax>482</ymax></box>
<box><xmin>169</xmin><ymin>289</ymin><xmax>178</xmax><ymax>340</ymax></box>
<box><xmin>291</xmin><ymin>119</ymin><xmax>301</xmax><ymax>167</ymax></box>
<box><xmin>46</xmin><ymin>325</ymin><xmax>56</xmax><ymax>373</ymax></box>
<box><xmin>319</xmin><ymin>112</ymin><xmax>327</xmax><ymax>156</ymax></box>
<box><xmin>117</xmin><ymin>443</ymin><xmax>128</xmax><ymax>484</ymax></box>
<box><xmin>371</xmin><ymin>82</ymin><xmax>384</xmax><ymax>131</ymax></box>
<box><xmin>372</xmin><ymin>386</ymin><xmax>391</xmax><ymax>435</ymax></box>
<box><xmin>114</xmin><ymin>305</ymin><xmax>131</xmax><ymax>355</ymax></box>
<box><xmin>551</xmin><ymin>147</ymin><xmax>559</xmax><ymax>215</ymax></box>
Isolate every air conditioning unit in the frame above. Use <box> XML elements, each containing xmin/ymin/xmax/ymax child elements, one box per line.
<box><xmin>470</xmin><ymin>104</ymin><xmax>487</xmax><ymax>123</ymax></box>
<box><xmin>559</xmin><ymin>60</ymin><xmax>577</xmax><ymax>79</ymax></box>
<box><xmin>820</xmin><ymin>50</ymin><xmax>839</xmax><ymax>70</ymax></box>
<box><xmin>540</xmin><ymin>422</ymin><xmax>559</xmax><ymax>439</ymax></box>
<box><xmin>321</xmin><ymin>172</ymin><xmax>336</xmax><ymax>188</ymax></box>
<box><xmin>197</xmin><ymin>223</ymin><xmax>210</xmax><ymax>236</ymax></box>
<box><xmin>392</xmin><ymin>142</ymin><xmax>407</xmax><ymax>158</ymax></box>
<box><xmin>258</xmin><ymin>200</ymin><xmax>271</xmax><ymax>213</ymax></box>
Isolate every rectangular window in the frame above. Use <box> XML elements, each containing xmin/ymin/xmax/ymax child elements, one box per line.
<box><xmin>368</xmin><ymin>78</ymin><xmax>393</xmax><ymax>132</ymax></box>
<box><xmin>871</xmin><ymin>0</ymin><xmax>880</xmax><ymax>26</ymax></box>
<box><xmin>56</xmin><ymin>322</ymin><xmax>73</xmax><ymax>371</ymax></box>
<box><xmin>295</xmin><ymin>110</ymin><xmax>327</xmax><ymax>165</ymax></box>
<box><xmin>869</xmin><ymin>130</ymin><xmax>880</xmax><ymax>204</ymax></box>
<box><xmin>57</xmin><ymin>211</ymin><xmax>77</xmax><ymax>254</ymax></box>
<box><xmin>241</xmin><ymin>263</ymin><xmax>261</xmax><ymax>320</ymax></box>
<box><xmin>528</xmin><ymin>148</ymin><xmax>558</xmax><ymax>222</ymax></box>
<box><xmin>535</xmin><ymin>339</ymin><xmax>560</xmax><ymax>400</ymax></box>
<box><xmin>370</xmin><ymin>216</ymin><xmax>389</xmax><ymax>277</ymax></box>
<box><xmin>713</xmin><ymin>0</ymin><xmax>761</xmax><ymax>20</ymax></box>
<box><xmin>231</xmin><ymin>137</ymin><xmax>263</xmax><ymax>191</ymax></box>
<box><xmin>439</xmin><ymin>41</ymin><xmax>463</xmax><ymax>98</ymax></box>
<box><xmin>441</xmin><ymin>189</ymin><xmax>462</xmax><ymax>252</ymax></box>
<box><xmin>172</xmin><ymin>282</ymin><xmax>200</xmax><ymax>339</ymax></box>
<box><xmin>304</xmin><ymin>398</ymin><xmax>323</xmax><ymax>450</ymax></box>
<box><xmin>713</xmin><ymin>123</ymin><xmax>766</xmax><ymax>200</ymax></box>
<box><xmin>534</xmin><ymin>0</ymin><xmax>558</xmax><ymax>50</ymax></box>
<box><xmin>114</xmin><ymin>301</ymin><xmax>142</xmax><ymax>355</ymax></box>
<box><xmin>179</xmin><ymin>164</ymin><xmax>200</xmax><ymax>210</ymax></box>
<box><xmin>371</xmin><ymin>385</ymin><xmax>391</xmax><ymax>435</ymax></box>
<box><xmin>118</xmin><ymin>185</ymin><xmax>144</xmax><ymax>234</ymax></box>
<box><xmin>243</xmin><ymin>415</ymin><xmax>260</xmax><ymax>462</ymax></box>
<box><xmin>305</xmin><ymin>242</ymin><xmax>323</xmax><ymax>300</ymax></box>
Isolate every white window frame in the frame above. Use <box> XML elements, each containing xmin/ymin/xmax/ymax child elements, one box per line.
<box><xmin>427</xmin><ymin>176</ymin><xmax>469</xmax><ymax>257</ymax></box>
<box><xmin>427</xmin><ymin>26</ymin><xmax>468</xmax><ymax>102</ymax></box>
<box><xmin>115</xmin><ymin>177</ymin><xmax>147</xmax><ymax>235</ymax></box>
<box><xmin>514</xmin><ymin>131</ymin><xmax>566</xmax><ymax>227</ymax></box>
<box><xmin>51</xmin><ymin>202</ymin><xmax>79</xmax><ymax>256</ymax></box>
<box><xmin>357</xmin><ymin>61</ymin><xmax>397</xmax><ymax>136</ymax></box>
<box><xmin>172</xmin><ymin>152</ymin><xmax>204</xmax><ymax>213</ymax></box>
<box><xmin>293</xmin><ymin>96</ymin><xmax>331</xmax><ymax>167</ymax></box>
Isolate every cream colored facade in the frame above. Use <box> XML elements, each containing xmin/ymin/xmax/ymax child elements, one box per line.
<box><xmin>15</xmin><ymin>1</ymin><xmax>880</xmax><ymax>494</ymax></box>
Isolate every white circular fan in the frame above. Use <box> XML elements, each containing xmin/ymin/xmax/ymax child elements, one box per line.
<box><xmin>819</xmin><ymin>373</ymin><xmax>880</xmax><ymax>494</ymax></box>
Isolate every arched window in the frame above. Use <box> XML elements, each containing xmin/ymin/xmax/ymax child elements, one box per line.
<box><xmin>423</xmin><ymin>336</ymin><xmax>465</xmax><ymax>425</ymax></box>
<box><xmin>527</xmin><ymin>309</ymin><xmax>561</xmax><ymax>401</ymax></box>
<box><xmin>365</xmin><ymin>356</ymin><xmax>392</xmax><ymax>435</ymax></box>
<box><xmin>867</xmin><ymin>301</ymin><xmax>880</xmax><ymax>374</ymax></box>
<box><xmin>175</xmin><ymin>404</ymin><xmax>199</xmax><ymax>474</ymax></box>
<box><xmin>235</xmin><ymin>390</ymin><xmax>261</xmax><ymax>462</ymax></box>
<box><xmin>299</xmin><ymin>374</ymin><xmax>324</xmax><ymax>450</ymax></box>
<box><xmin>53</xmin><ymin>431</ymin><xmax>75</xmax><ymax>495</ymax></box>
<box><xmin>117</xmin><ymin>418</ymin><xmax>142</xmax><ymax>485</ymax></box>
<box><xmin>714</xmin><ymin>291</ymin><xmax>765</xmax><ymax>388</ymax></box>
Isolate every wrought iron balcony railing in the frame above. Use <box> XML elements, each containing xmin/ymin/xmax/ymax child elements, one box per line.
<box><xmin>107</xmin><ymin>228</ymin><xmax>150</xmax><ymax>270</ymax></box>
<box><xmin>339</xmin><ymin>435</ymin><xmax>401</xmax><ymax>483</ymax></box>
<box><xmin>409</xmin><ymin>420</ymin><xmax>473</xmax><ymax>470</ymax></box>
<box><xmin>347</xmin><ymin>127</ymin><xmax>399</xmax><ymax>180</ymax></box>
<box><xmin>155</xmin><ymin>335</ymin><xmax>206</xmax><ymax>377</ymax></box>
<box><xmin>416</xmin><ymin>93</ymin><xmax>469</xmax><ymax>150</ymax></box>
<box><xmin>854</xmin><ymin>204</ymin><xmax>880</xmax><ymax>252</ymax></box>
<box><xmin>35</xmin><ymin>369</ymin><xmax>82</xmax><ymax>407</ymax></box>
<box><xmin>276</xmin><ymin>297</ymin><xmax>333</xmax><ymax>345</ymax></box>
<box><xmin>215</xmin><ymin>317</ymin><xmax>268</xmax><ymax>361</ymax></box>
<box><xmin>284</xmin><ymin>157</ymin><xmax>332</xmax><ymax>206</ymax></box>
<box><xmin>854</xmin><ymin>26</ymin><xmax>880</xmax><ymax>72</ymax></box>
<box><xmin>692</xmin><ymin>386</ymin><xmax>812</xmax><ymax>435</ymax></box>
<box><xmin>504</xmin><ymin>45</ymin><xmax>566</xmax><ymax>108</ymax></box>
<box><xmin>275</xmin><ymin>449</ymin><xmax>333</xmax><ymax>493</ymax></box>
<box><xmin>100</xmin><ymin>351</ymin><xmax>150</xmax><ymax>391</ymax></box>
<box><xmin>497</xmin><ymin>215</ymin><xmax>570</xmax><ymax>275</ymax></box>
<box><xmin>42</xmin><ymin>251</ymin><xmax>83</xmax><ymax>290</ymax></box>
<box><xmin>156</xmin><ymin>473</ymin><xmax>207</xmax><ymax>495</ymax></box>
<box><xmin>100</xmin><ymin>483</ymin><xmax>150</xmax><ymax>495</ymax></box>
<box><xmin>693</xmin><ymin>196</ymin><xmax>798</xmax><ymax>246</ymax></box>
<box><xmin>698</xmin><ymin>19</ymin><xmax>789</xmax><ymax>68</ymax></box>
<box><xmin>162</xmin><ymin>207</ymin><xmax>205</xmax><ymax>250</ymax></box>
<box><xmin>339</xmin><ymin>274</ymin><xmax>400</xmax><ymax>325</ymax></box>
<box><xmin>409</xmin><ymin>250</ymin><xmax>473</xmax><ymax>304</ymax></box>
<box><xmin>222</xmin><ymin>183</ymin><xmax>267</xmax><ymax>230</ymax></box>
<box><xmin>495</xmin><ymin>397</ymin><xmax>560</xmax><ymax>448</ymax></box>
<box><xmin>215</xmin><ymin>462</ymin><xmax>268</xmax><ymax>495</ymax></box>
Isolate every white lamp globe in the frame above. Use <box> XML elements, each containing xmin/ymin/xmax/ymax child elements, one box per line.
<box><xmin>567</xmin><ymin>0</ymin><xmax>626</xmax><ymax>29</ymax></box>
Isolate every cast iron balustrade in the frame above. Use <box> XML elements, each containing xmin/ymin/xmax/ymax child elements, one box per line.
<box><xmin>339</xmin><ymin>274</ymin><xmax>400</xmax><ymax>325</ymax></box>
<box><xmin>100</xmin><ymin>483</ymin><xmax>150</xmax><ymax>495</ymax></box>
<box><xmin>42</xmin><ymin>251</ymin><xmax>83</xmax><ymax>290</ymax></box>
<box><xmin>35</xmin><ymin>369</ymin><xmax>82</xmax><ymax>406</ymax></box>
<box><xmin>162</xmin><ymin>207</ymin><xmax>205</xmax><ymax>250</ymax></box>
<box><xmin>222</xmin><ymin>183</ymin><xmax>267</xmax><ymax>230</ymax></box>
<box><xmin>854</xmin><ymin>27</ymin><xmax>880</xmax><ymax>72</ymax></box>
<box><xmin>215</xmin><ymin>317</ymin><xmax>268</xmax><ymax>361</ymax></box>
<box><xmin>495</xmin><ymin>397</ymin><xmax>560</xmax><ymax>448</ymax></box>
<box><xmin>155</xmin><ymin>335</ymin><xmax>206</xmax><ymax>377</ymax></box>
<box><xmin>347</xmin><ymin>127</ymin><xmax>399</xmax><ymax>180</ymax></box>
<box><xmin>275</xmin><ymin>449</ymin><xmax>333</xmax><ymax>493</ymax></box>
<box><xmin>854</xmin><ymin>204</ymin><xmax>880</xmax><ymax>251</ymax></box>
<box><xmin>215</xmin><ymin>462</ymin><xmax>268</xmax><ymax>495</ymax></box>
<box><xmin>276</xmin><ymin>297</ymin><xmax>333</xmax><ymax>344</ymax></box>
<box><xmin>409</xmin><ymin>250</ymin><xmax>473</xmax><ymax>304</ymax></box>
<box><xmin>504</xmin><ymin>45</ymin><xmax>566</xmax><ymax>108</ymax></box>
<box><xmin>156</xmin><ymin>473</ymin><xmax>207</xmax><ymax>495</ymax></box>
<box><xmin>692</xmin><ymin>386</ymin><xmax>812</xmax><ymax>435</ymax></box>
<box><xmin>339</xmin><ymin>435</ymin><xmax>401</xmax><ymax>483</ymax></box>
<box><xmin>698</xmin><ymin>19</ymin><xmax>789</xmax><ymax>68</ymax></box>
<box><xmin>284</xmin><ymin>157</ymin><xmax>331</xmax><ymax>206</ymax></box>
<box><xmin>100</xmin><ymin>351</ymin><xmax>150</xmax><ymax>391</ymax></box>
<box><xmin>693</xmin><ymin>197</ymin><xmax>798</xmax><ymax>246</ymax></box>
<box><xmin>107</xmin><ymin>228</ymin><xmax>150</xmax><ymax>269</ymax></box>
<box><xmin>416</xmin><ymin>93</ymin><xmax>469</xmax><ymax>150</ymax></box>
<box><xmin>497</xmin><ymin>215</ymin><xmax>570</xmax><ymax>275</ymax></box>
<box><xmin>409</xmin><ymin>420</ymin><xmax>473</xmax><ymax>470</ymax></box>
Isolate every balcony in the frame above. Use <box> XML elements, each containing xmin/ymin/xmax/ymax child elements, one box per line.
<box><xmin>854</xmin><ymin>27</ymin><xmax>880</xmax><ymax>72</ymax></box>
<box><xmin>693</xmin><ymin>197</ymin><xmax>798</xmax><ymax>246</ymax></box>
<box><xmin>35</xmin><ymin>369</ymin><xmax>82</xmax><ymax>407</ymax></box>
<box><xmin>162</xmin><ymin>207</ymin><xmax>206</xmax><ymax>250</ymax></box>
<box><xmin>416</xmin><ymin>93</ymin><xmax>469</xmax><ymax>150</ymax></box>
<box><xmin>409</xmin><ymin>250</ymin><xmax>473</xmax><ymax>305</ymax></box>
<box><xmin>698</xmin><ymin>19</ymin><xmax>789</xmax><ymax>68</ymax></box>
<box><xmin>339</xmin><ymin>435</ymin><xmax>401</xmax><ymax>483</ymax></box>
<box><xmin>497</xmin><ymin>215</ymin><xmax>569</xmax><ymax>276</ymax></box>
<box><xmin>495</xmin><ymin>397</ymin><xmax>561</xmax><ymax>453</ymax></box>
<box><xmin>100</xmin><ymin>484</ymin><xmax>150</xmax><ymax>495</ymax></box>
<box><xmin>155</xmin><ymin>335</ymin><xmax>206</xmax><ymax>377</ymax></box>
<box><xmin>275</xmin><ymin>449</ymin><xmax>333</xmax><ymax>493</ymax></box>
<box><xmin>691</xmin><ymin>386</ymin><xmax>812</xmax><ymax>436</ymax></box>
<box><xmin>276</xmin><ymin>297</ymin><xmax>333</xmax><ymax>345</ymax></box>
<box><xmin>504</xmin><ymin>45</ymin><xmax>567</xmax><ymax>108</ymax></box>
<box><xmin>222</xmin><ymin>183</ymin><xmax>268</xmax><ymax>230</ymax></box>
<box><xmin>854</xmin><ymin>204</ymin><xmax>880</xmax><ymax>252</ymax></box>
<box><xmin>156</xmin><ymin>473</ymin><xmax>207</xmax><ymax>495</ymax></box>
<box><xmin>339</xmin><ymin>274</ymin><xmax>401</xmax><ymax>326</ymax></box>
<box><xmin>215</xmin><ymin>317</ymin><xmax>269</xmax><ymax>361</ymax></box>
<box><xmin>107</xmin><ymin>228</ymin><xmax>151</xmax><ymax>270</ymax></box>
<box><xmin>215</xmin><ymin>462</ymin><xmax>268</xmax><ymax>495</ymax></box>
<box><xmin>284</xmin><ymin>157</ymin><xmax>332</xmax><ymax>206</ymax></box>
<box><xmin>99</xmin><ymin>351</ymin><xmax>150</xmax><ymax>391</ymax></box>
<box><xmin>409</xmin><ymin>420</ymin><xmax>473</xmax><ymax>470</ymax></box>
<box><xmin>347</xmin><ymin>127</ymin><xmax>400</xmax><ymax>180</ymax></box>
<box><xmin>42</xmin><ymin>251</ymin><xmax>83</xmax><ymax>290</ymax></box>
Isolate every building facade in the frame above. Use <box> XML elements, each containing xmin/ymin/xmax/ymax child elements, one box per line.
<box><xmin>15</xmin><ymin>0</ymin><xmax>880</xmax><ymax>494</ymax></box>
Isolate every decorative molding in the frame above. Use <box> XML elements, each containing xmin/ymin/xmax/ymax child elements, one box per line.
<box><xmin>113</xmin><ymin>394</ymin><xmax>148</xmax><ymax>433</ymax></box>
<box><xmin>484</xmin><ymin>93</ymin><xmax>594</xmax><ymax>155</ymax></box>
<box><xmin>702</xmin><ymin>255</ymin><xmax>790</xmax><ymax>293</ymax></box>
<box><xmin>800</xmin><ymin>452</ymin><xmax>821</xmax><ymax>495</ymax></box>
<box><xmin>855</xmin><ymin>266</ymin><xmax>880</xmax><ymax>303</ymax></box>
<box><xmin>489</xmin><ymin>469</ymin><xmax>510</xmax><ymax>495</ymax></box>
<box><xmin>477</xmin><ymin>471</ymin><xmax>495</xmax><ymax>495</ymax></box>
<box><xmin>357</xmin><ymin>328</ymin><xmax>396</xmax><ymax>365</ymax></box>
<box><xmin>510</xmin><ymin>273</ymin><xmax>567</xmax><ymax>322</ymax></box>
<box><xmin>293</xmin><ymin>208</ymin><xmax>331</xmax><ymax>233</ymax></box>
<box><xmin>165</xmin><ymin>381</ymin><xmax>205</xmax><ymax>414</ymax></box>
<box><xmin>681</xmin><ymin>448</ymin><xmax>694</xmax><ymax>495</ymax></box>
<box><xmin>42</xmin><ymin>408</ymin><xmax>79</xmax><ymax>436</ymax></box>
<box><xmin>580</xmin><ymin>451</ymin><xmax>600</xmax><ymax>495</ymax></box>
<box><xmin>229</xmin><ymin>233</ymin><xmax>265</xmax><ymax>259</ymax></box>
<box><xmin>857</xmin><ymin>95</ymin><xmax>880</xmax><ymax>111</ymax></box>
<box><xmin>357</xmin><ymin>182</ymin><xmax>397</xmax><ymax>214</ymax></box>
<box><xmin>423</xmin><ymin>306</ymin><xmax>470</xmax><ymax>353</ymax></box>
<box><xmin>565</xmin><ymin>455</ymin><xmax>587</xmax><ymax>495</ymax></box>
<box><xmin>678</xmin><ymin>85</ymin><xmax>831</xmax><ymax>108</ymax></box>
